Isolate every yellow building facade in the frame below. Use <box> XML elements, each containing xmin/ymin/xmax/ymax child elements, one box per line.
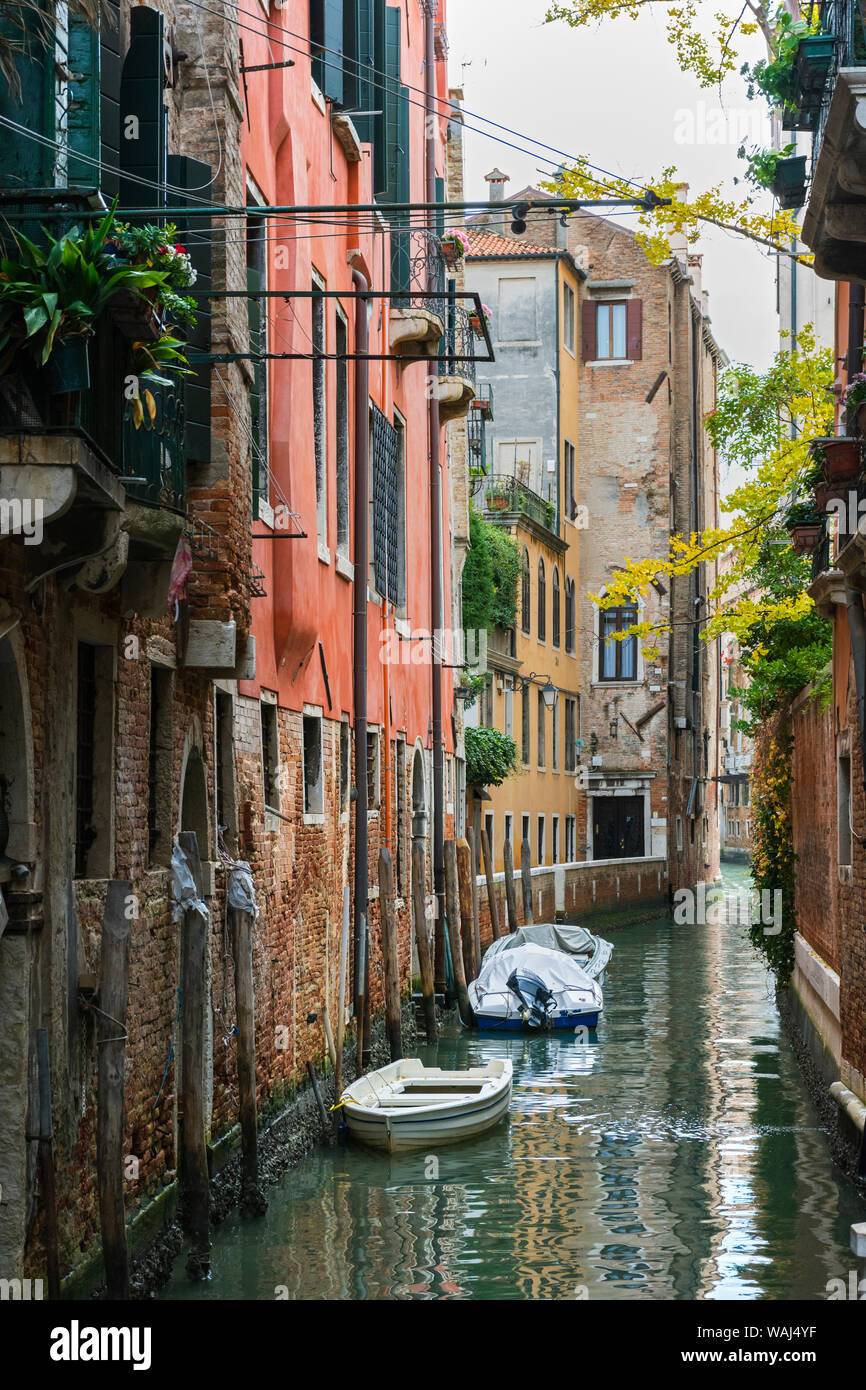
<box><xmin>466</xmin><ymin>233</ymin><xmax>583</xmax><ymax>874</ymax></box>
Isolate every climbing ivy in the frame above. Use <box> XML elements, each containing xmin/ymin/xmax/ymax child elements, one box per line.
<box><xmin>749</xmin><ymin>717</ymin><xmax>797</xmax><ymax>980</ymax></box>
<box><xmin>465</xmin><ymin>726</ymin><xmax>519</xmax><ymax>789</ymax></box>
<box><xmin>462</xmin><ymin>508</ymin><xmax>521</xmax><ymax>635</ymax></box>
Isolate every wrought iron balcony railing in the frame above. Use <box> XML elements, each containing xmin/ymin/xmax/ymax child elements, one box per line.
<box><xmin>477</xmin><ymin>472</ymin><xmax>557</xmax><ymax>533</ymax></box>
<box><xmin>121</xmin><ymin>374</ymin><xmax>186</xmax><ymax>512</ymax></box>
<box><xmin>390</xmin><ymin>226</ymin><xmax>446</xmax><ymax>314</ymax></box>
<box><xmin>811</xmin><ymin>3</ymin><xmax>866</xmax><ymax>159</ymax></box>
<box><xmin>438</xmin><ymin>305</ymin><xmax>476</xmax><ymax>389</ymax></box>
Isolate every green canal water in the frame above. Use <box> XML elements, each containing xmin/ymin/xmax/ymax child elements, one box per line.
<box><xmin>161</xmin><ymin>865</ymin><xmax>864</xmax><ymax>1300</ymax></box>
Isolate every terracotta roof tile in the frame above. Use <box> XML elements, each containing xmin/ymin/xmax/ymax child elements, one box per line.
<box><xmin>466</xmin><ymin>230</ymin><xmax>557</xmax><ymax>259</ymax></box>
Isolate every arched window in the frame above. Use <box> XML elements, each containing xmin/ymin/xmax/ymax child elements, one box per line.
<box><xmin>565</xmin><ymin>578</ymin><xmax>575</xmax><ymax>654</ymax></box>
<box><xmin>521</xmin><ymin>548</ymin><xmax>531</xmax><ymax>633</ymax></box>
<box><xmin>537</xmin><ymin>557</ymin><xmax>546</xmax><ymax>641</ymax></box>
<box><xmin>552</xmin><ymin>567</ymin><xmax>561</xmax><ymax>648</ymax></box>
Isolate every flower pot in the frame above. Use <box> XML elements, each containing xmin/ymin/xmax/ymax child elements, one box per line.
<box><xmin>468</xmin><ymin>313</ymin><xmax>488</xmax><ymax>341</ymax></box>
<box><xmin>487</xmin><ymin>494</ymin><xmax>508</xmax><ymax>511</ymax></box>
<box><xmin>772</xmin><ymin>155</ymin><xmax>807</xmax><ymax>210</ymax></box>
<box><xmin>44</xmin><ymin>337</ymin><xmax>90</xmax><ymax>395</ymax></box>
<box><xmin>813</xmin><ymin>478</ymin><xmax>850</xmax><ymax>511</ymax></box>
<box><xmin>795</xmin><ymin>34</ymin><xmax>836</xmax><ymax>94</ymax></box>
<box><xmin>822</xmin><ymin>438</ymin><xmax>862</xmax><ymax>483</ymax></box>
<box><xmin>441</xmin><ymin>240</ymin><xmax>462</xmax><ymax>268</ymax></box>
<box><xmin>790</xmin><ymin>521</ymin><xmax>824</xmax><ymax>555</ymax></box>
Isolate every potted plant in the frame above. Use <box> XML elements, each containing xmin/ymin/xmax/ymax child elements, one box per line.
<box><xmin>810</xmin><ymin>436</ymin><xmax>863</xmax><ymax>483</ymax></box>
<box><xmin>0</xmin><ymin>209</ymin><xmax>169</xmax><ymax>388</ymax></box>
<box><xmin>772</xmin><ymin>154</ymin><xmax>808</xmax><ymax>208</ymax></box>
<box><xmin>843</xmin><ymin>373</ymin><xmax>866</xmax><ymax>434</ymax></box>
<box><xmin>784</xmin><ymin>499</ymin><xmax>825</xmax><ymax>554</ymax></box>
<box><xmin>468</xmin><ymin>302</ymin><xmax>492</xmax><ymax>339</ymax></box>
<box><xmin>440</xmin><ymin>228</ymin><xmax>470</xmax><ymax>268</ymax></box>
<box><xmin>485</xmin><ymin>480</ymin><xmax>510</xmax><ymax>511</ymax></box>
<box><xmin>110</xmin><ymin>222</ymin><xmax>198</xmax><ymax>339</ymax></box>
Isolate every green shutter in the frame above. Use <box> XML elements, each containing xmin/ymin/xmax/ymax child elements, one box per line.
<box><xmin>247</xmin><ymin>266</ymin><xmax>264</xmax><ymax>519</ymax></box>
<box><xmin>99</xmin><ymin>1</ymin><xmax>122</xmax><ymax>200</ymax></box>
<box><xmin>118</xmin><ymin>6</ymin><xmax>166</xmax><ymax>209</ymax></box>
<box><xmin>66</xmin><ymin>18</ymin><xmax>100</xmax><ymax>188</ymax></box>
<box><xmin>376</xmin><ymin>7</ymin><xmax>402</xmax><ymax>204</ymax></box>
<box><xmin>167</xmin><ymin>154</ymin><xmax>212</xmax><ymax>466</ymax></box>
<box><xmin>389</xmin><ymin>86</ymin><xmax>411</xmax><ymax>293</ymax></box>
<box><xmin>310</xmin><ymin>0</ymin><xmax>345</xmax><ymax>104</ymax></box>
<box><xmin>345</xmin><ymin>0</ymin><xmax>378</xmax><ymax>141</ymax></box>
<box><xmin>0</xmin><ymin>19</ymin><xmax>52</xmax><ymax>190</ymax></box>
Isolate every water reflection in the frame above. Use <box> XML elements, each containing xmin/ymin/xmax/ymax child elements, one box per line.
<box><xmin>162</xmin><ymin>866</ymin><xmax>861</xmax><ymax>1301</ymax></box>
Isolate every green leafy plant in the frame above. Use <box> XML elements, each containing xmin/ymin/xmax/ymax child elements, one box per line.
<box><xmin>132</xmin><ymin>333</ymin><xmax>192</xmax><ymax>385</ymax></box>
<box><xmin>783</xmin><ymin>499</ymin><xmax>824</xmax><ymax>529</ymax></box>
<box><xmin>465</xmin><ymin>726</ymin><xmax>519</xmax><ymax>788</ymax></box>
<box><xmin>737</xmin><ymin>142</ymin><xmax>796</xmax><ymax>191</ymax></box>
<box><xmin>740</xmin><ymin>12</ymin><xmax>815</xmax><ymax>112</ymax></box>
<box><xmin>0</xmin><ymin>209</ymin><xmax>168</xmax><ymax>372</ymax></box>
<box><xmin>462</xmin><ymin>508</ymin><xmax>521</xmax><ymax>635</ymax></box>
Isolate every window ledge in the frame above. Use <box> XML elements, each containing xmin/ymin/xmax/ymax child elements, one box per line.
<box><xmin>318</xmin><ymin>542</ymin><xmax>331</xmax><ymax>565</ymax></box>
<box><xmin>587</xmin><ymin>359</ymin><xmax>634</xmax><ymax>368</ymax></box>
<box><xmin>336</xmin><ymin>551</ymin><xmax>354</xmax><ymax>581</ymax></box>
<box><xmin>258</xmin><ymin>498</ymin><xmax>275</xmax><ymax>529</ymax></box>
<box><xmin>591</xmin><ymin>679</ymin><xmax>643</xmax><ymax>689</ymax></box>
<box><xmin>303</xmin><ymin>812</ymin><xmax>326</xmax><ymax>827</ymax></box>
<box><xmin>311</xmin><ymin>79</ymin><xmax>327</xmax><ymax>115</ymax></box>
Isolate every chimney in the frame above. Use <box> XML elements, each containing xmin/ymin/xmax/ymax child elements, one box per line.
<box><xmin>485</xmin><ymin>168</ymin><xmax>510</xmax><ymax>234</ymax></box>
<box><xmin>688</xmin><ymin>252</ymin><xmax>702</xmax><ymax>303</ymax></box>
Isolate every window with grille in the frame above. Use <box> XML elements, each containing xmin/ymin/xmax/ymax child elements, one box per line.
<box><xmin>371</xmin><ymin>404</ymin><xmax>403</xmax><ymax>604</ymax></box>
<box><xmin>336</xmin><ymin>309</ymin><xmax>350</xmax><ymax>559</ymax></box>
<box><xmin>148</xmin><ymin>667</ymin><xmax>174</xmax><ymax>865</ymax></box>
<box><xmin>261</xmin><ymin>700</ymin><xmax>280</xmax><ymax>811</ymax></box>
<box><xmin>313</xmin><ymin>278</ymin><xmax>327</xmax><ymax>547</ymax></box>
<box><xmin>74</xmin><ymin>641</ymin><xmax>112</xmax><ymax>879</ymax></box>
<box><xmin>600</xmin><ymin>605</ymin><xmax>638</xmax><ymax>680</ymax></box>
<box><xmin>75</xmin><ymin>643</ymin><xmax>97</xmax><ymax>879</ymax></box>
<box><xmin>303</xmin><ymin>714</ymin><xmax>324</xmax><ymax>816</ymax></box>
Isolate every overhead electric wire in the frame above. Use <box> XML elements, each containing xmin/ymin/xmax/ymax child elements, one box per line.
<box><xmin>179</xmin><ymin>0</ymin><xmax>653</xmax><ymax>193</ymax></box>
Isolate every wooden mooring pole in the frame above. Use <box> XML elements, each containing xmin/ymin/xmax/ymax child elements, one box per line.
<box><xmin>521</xmin><ymin>837</ymin><xmax>534</xmax><ymax>924</ymax></box>
<box><xmin>378</xmin><ymin>848</ymin><xmax>403</xmax><ymax>1061</ymax></box>
<box><xmin>444</xmin><ymin>840</ymin><xmax>473</xmax><ymax>1025</ymax></box>
<box><xmin>96</xmin><ymin>881</ymin><xmax>132</xmax><ymax>1299</ymax></box>
<box><xmin>456</xmin><ymin>837</ymin><xmax>476</xmax><ymax>981</ymax></box>
<box><xmin>502</xmin><ymin>839</ymin><xmax>519</xmax><ymax>935</ymax></box>
<box><xmin>480</xmin><ymin>827</ymin><xmax>501</xmax><ymax>940</ymax></box>
<box><xmin>467</xmin><ymin>824</ymin><xmax>482</xmax><ymax>973</ymax></box>
<box><xmin>334</xmin><ymin>887</ymin><xmax>349</xmax><ymax>1104</ymax></box>
<box><xmin>412</xmin><ymin>840</ymin><xmax>437</xmax><ymax>1044</ymax></box>
<box><xmin>229</xmin><ymin>894</ymin><xmax>266</xmax><ymax>1217</ymax></box>
<box><xmin>178</xmin><ymin>831</ymin><xmax>211</xmax><ymax>1280</ymax></box>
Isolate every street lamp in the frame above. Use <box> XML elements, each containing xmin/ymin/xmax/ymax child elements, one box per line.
<box><xmin>541</xmin><ymin>680</ymin><xmax>558</xmax><ymax>708</ymax></box>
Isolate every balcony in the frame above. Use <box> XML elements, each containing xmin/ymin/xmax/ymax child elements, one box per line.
<box><xmin>477</xmin><ymin>473</ymin><xmax>557</xmax><ymax>534</ymax></box>
<box><xmin>388</xmin><ymin>228</ymin><xmax>447</xmax><ymax>354</ymax></box>
<box><xmin>802</xmin><ymin>2</ymin><xmax>866</xmax><ymax>280</ymax></box>
<box><xmin>468</xmin><ymin>383</ymin><xmax>494</xmax><ymax>476</ymax></box>
<box><xmin>437</xmin><ymin>306</ymin><xmax>477</xmax><ymax>423</ymax></box>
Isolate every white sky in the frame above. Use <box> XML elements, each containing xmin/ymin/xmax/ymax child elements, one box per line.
<box><xmin>447</xmin><ymin>0</ymin><xmax>780</xmax><ymax>375</ymax></box>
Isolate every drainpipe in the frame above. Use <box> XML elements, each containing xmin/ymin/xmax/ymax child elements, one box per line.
<box><xmin>425</xmin><ymin>2</ymin><xmax>446</xmax><ymax>989</ymax></box>
<box><xmin>352</xmin><ymin>268</ymin><xmax>371</xmax><ymax>1025</ymax></box>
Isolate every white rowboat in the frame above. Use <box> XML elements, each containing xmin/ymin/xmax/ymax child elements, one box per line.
<box><xmin>340</xmin><ymin>1057</ymin><xmax>512</xmax><ymax>1152</ymax></box>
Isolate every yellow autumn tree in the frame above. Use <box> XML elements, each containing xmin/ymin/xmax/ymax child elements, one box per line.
<box><xmin>543</xmin><ymin>1</ymin><xmax>816</xmax><ymax>263</ymax></box>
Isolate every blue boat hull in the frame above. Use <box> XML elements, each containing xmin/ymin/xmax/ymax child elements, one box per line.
<box><xmin>475</xmin><ymin>1010</ymin><xmax>600</xmax><ymax>1032</ymax></box>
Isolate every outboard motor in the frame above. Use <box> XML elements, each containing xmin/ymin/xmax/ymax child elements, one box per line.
<box><xmin>506</xmin><ymin>968</ymin><xmax>556</xmax><ymax>1029</ymax></box>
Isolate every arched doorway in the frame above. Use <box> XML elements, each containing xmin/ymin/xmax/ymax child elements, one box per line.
<box><xmin>179</xmin><ymin>745</ymin><xmax>209</xmax><ymax>860</ymax></box>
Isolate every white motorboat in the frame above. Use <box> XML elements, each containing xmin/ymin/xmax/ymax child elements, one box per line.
<box><xmin>339</xmin><ymin>1057</ymin><xmax>512</xmax><ymax>1152</ymax></box>
<box><xmin>483</xmin><ymin>922</ymin><xmax>614</xmax><ymax>981</ymax></box>
<box><xmin>468</xmin><ymin>942</ymin><xmax>603</xmax><ymax>1032</ymax></box>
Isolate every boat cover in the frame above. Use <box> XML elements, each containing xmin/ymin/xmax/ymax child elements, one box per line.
<box><xmin>472</xmin><ymin>943</ymin><xmax>598</xmax><ymax>999</ymax></box>
<box><xmin>482</xmin><ymin>923</ymin><xmax>613</xmax><ymax>978</ymax></box>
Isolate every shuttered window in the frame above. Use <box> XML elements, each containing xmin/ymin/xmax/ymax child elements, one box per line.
<box><xmin>118</xmin><ymin>6</ymin><xmax>166</xmax><ymax>209</ymax></box>
<box><xmin>552</xmin><ymin>566</ymin><xmax>561</xmax><ymax>649</ymax></box>
<box><xmin>582</xmin><ymin>298</ymin><xmax>642</xmax><ymax>361</ymax></box>
<box><xmin>310</xmin><ymin>0</ymin><xmax>345</xmax><ymax>104</ymax></box>
<box><xmin>171</xmin><ymin>154</ymin><xmax>213</xmax><ymax>466</ymax></box>
<box><xmin>537</xmin><ymin>557</ymin><xmax>546</xmax><ymax>641</ymax></box>
<box><xmin>344</xmin><ymin>0</ymin><xmax>380</xmax><ymax>140</ymax></box>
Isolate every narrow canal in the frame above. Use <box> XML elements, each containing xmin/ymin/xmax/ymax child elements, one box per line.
<box><xmin>161</xmin><ymin>865</ymin><xmax>862</xmax><ymax>1300</ymax></box>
